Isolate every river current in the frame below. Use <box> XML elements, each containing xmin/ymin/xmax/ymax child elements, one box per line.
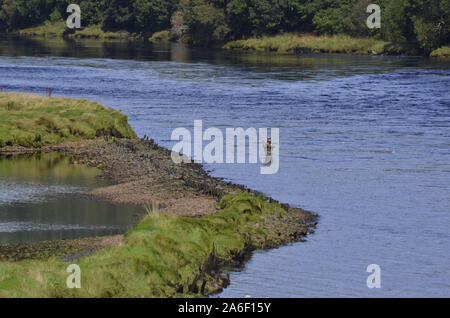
<box><xmin>0</xmin><ymin>37</ymin><xmax>448</xmax><ymax>297</ymax></box>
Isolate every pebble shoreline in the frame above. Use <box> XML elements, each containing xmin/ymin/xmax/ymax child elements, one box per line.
<box><xmin>0</xmin><ymin>138</ymin><xmax>318</xmax><ymax>278</ymax></box>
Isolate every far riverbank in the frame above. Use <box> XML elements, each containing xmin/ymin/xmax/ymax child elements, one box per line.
<box><xmin>223</xmin><ymin>34</ymin><xmax>450</xmax><ymax>58</ymax></box>
<box><xmin>13</xmin><ymin>23</ymin><xmax>450</xmax><ymax>58</ymax></box>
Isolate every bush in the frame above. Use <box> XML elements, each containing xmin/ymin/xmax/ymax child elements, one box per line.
<box><xmin>149</xmin><ymin>30</ymin><xmax>172</xmax><ymax>43</ymax></box>
<box><xmin>430</xmin><ymin>46</ymin><xmax>450</xmax><ymax>58</ymax></box>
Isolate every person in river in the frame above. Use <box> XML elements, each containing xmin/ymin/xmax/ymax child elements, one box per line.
<box><xmin>263</xmin><ymin>137</ymin><xmax>274</xmax><ymax>164</ymax></box>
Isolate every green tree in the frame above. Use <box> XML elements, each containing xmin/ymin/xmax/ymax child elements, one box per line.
<box><xmin>225</xmin><ymin>0</ymin><xmax>250</xmax><ymax>38</ymax></box>
<box><xmin>79</xmin><ymin>0</ymin><xmax>105</xmax><ymax>26</ymax></box>
<box><xmin>102</xmin><ymin>0</ymin><xmax>135</xmax><ymax>32</ymax></box>
<box><xmin>383</xmin><ymin>0</ymin><xmax>414</xmax><ymax>42</ymax></box>
<box><xmin>410</xmin><ymin>0</ymin><xmax>449</xmax><ymax>52</ymax></box>
<box><xmin>313</xmin><ymin>6</ymin><xmax>347</xmax><ymax>34</ymax></box>
<box><xmin>247</xmin><ymin>0</ymin><xmax>285</xmax><ymax>35</ymax></box>
<box><xmin>181</xmin><ymin>0</ymin><xmax>230</xmax><ymax>45</ymax></box>
<box><xmin>134</xmin><ymin>0</ymin><xmax>177</xmax><ymax>36</ymax></box>
<box><xmin>344</xmin><ymin>0</ymin><xmax>381</xmax><ymax>37</ymax></box>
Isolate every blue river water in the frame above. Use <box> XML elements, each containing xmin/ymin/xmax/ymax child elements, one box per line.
<box><xmin>0</xmin><ymin>37</ymin><xmax>449</xmax><ymax>297</ymax></box>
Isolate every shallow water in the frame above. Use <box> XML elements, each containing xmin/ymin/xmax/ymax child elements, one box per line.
<box><xmin>0</xmin><ymin>36</ymin><xmax>448</xmax><ymax>297</ymax></box>
<box><xmin>0</xmin><ymin>152</ymin><xmax>144</xmax><ymax>244</ymax></box>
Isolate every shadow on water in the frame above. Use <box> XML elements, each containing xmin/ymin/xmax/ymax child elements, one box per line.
<box><xmin>1</xmin><ymin>35</ymin><xmax>448</xmax><ymax>82</ymax></box>
<box><xmin>0</xmin><ymin>152</ymin><xmax>144</xmax><ymax>244</ymax></box>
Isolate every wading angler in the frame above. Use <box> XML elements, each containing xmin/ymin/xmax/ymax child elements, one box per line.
<box><xmin>171</xmin><ymin>120</ymin><xmax>279</xmax><ymax>174</ymax></box>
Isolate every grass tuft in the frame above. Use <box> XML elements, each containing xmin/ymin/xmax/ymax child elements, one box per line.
<box><xmin>430</xmin><ymin>46</ymin><xmax>450</xmax><ymax>58</ymax></box>
<box><xmin>149</xmin><ymin>30</ymin><xmax>171</xmax><ymax>43</ymax></box>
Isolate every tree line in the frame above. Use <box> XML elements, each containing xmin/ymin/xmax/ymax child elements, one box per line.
<box><xmin>0</xmin><ymin>0</ymin><xmax>448</xmax><ymax>53</ymax></box>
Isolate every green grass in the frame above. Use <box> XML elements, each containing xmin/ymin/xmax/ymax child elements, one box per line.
<box><xmin>224</xmin><ymin>33</ymin><xmax>390</xmax><ymax>55</ymax></box>
<box><xmin>67</xmin><ymin>25</ymin><xmax>131</xmax><ymax>40</ymax></box>
<box><xmin>19</xmin><ymin>23</ymin><xmax>132</xmax><ymax>40</ymax></box>
<box><xmin>0</xmin><ymin>92</ymin><xmax>136</xmax><ymax>148</ymax></box>
<box><xmin>18</xmin><ymin>22</ymin><xmax>68</xmax><ymax>37</ymax></box>
<box><xmin>430</xmin><ymin>46</ymin><xmax>450</xmax><ymax>58</ymax></box>
<box><xmin>149</xmin><ymin>30</ymin><xmax>171</xmax><ymax>43</ymax></box>
<box><xmin>0</xmin><ymin>193</ymin><xmax>295</xmax><ymax>297</ymax></box>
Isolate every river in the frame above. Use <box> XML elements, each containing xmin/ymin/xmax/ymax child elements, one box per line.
<box><xmin>0</xmin><ymin>152</ymin><xmax>144</xmax><ymax>244</ymax></box>
<box><xmin>0</xmin><ymin>36</ymin><xmax>449</xmax><ymax>297</ymax></box>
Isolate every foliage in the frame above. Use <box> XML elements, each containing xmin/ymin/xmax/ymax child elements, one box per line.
<box><xmin>430</xmin><ymin>45</ymin><xmax>450</xmax><ymax>58</ymax></box>
<box><xmin>0</xmin><ymin>0</ymin><xmax>449</xmax><ymax>54</ymax></box>
<box><xmin>149</xmin><ymin>29</ymin><xmax>171</xmax><ymax>43</ymax></box>
<box><xmin>175</xmin><ymin>0</ymin><xmax>230</xmax><ymax>46</ymax></box>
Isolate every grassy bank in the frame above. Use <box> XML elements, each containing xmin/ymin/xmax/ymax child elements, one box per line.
<box><xmin>17</xmin><ymin>23</ymin><xmax>431</xmax><ymax>57</ymax></box>
<box><xmin>0</xmin><ymin>235</ymin><xmax>122</xmax><ymax>262</ymax></box>
<box><xmin>430</xmin><ymin>46</ymin><xmax>450</xmax><ymax>59</ymax></box>
<box><xmin>0</xmin><ymin>92</ymin><xmax>136</xmax><ymax>148</ymax></box>
<box><xmin>149</xmin><ymin>30</ymin><xmax>171</xmax><ymax>43</ymax></box>
<box><xmin>224</xmin><ymin>34</ymin><xmax>402</xmax><ymax>55</ymax></box>
<box><xmin>18</xmin><ymin>22</ymin><xmax>68</xmax><ymax>37</ymax></box>
<box><xmin>18</xmin><ymin>23</ymin><xmax>133</xmax><ymax>40</ymax></box>
<box><xmin>0</xmin><ymin>193</ymin><xmax>315</xmax><ymax>297</ymax></box>
<box><xmin>67</xmin><ymin>25</ymin><xmax>131</xmax><ymax>40</ymax></box>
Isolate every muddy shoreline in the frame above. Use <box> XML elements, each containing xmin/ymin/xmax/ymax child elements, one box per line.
<box><xmin>0</xmin><ymin>137</ymin><xmax>318</xmax><ymax>296</ymax></box>
<box><xmin>0</xmin><ymin>235</ymin><xmax>122</xmax><ymax>263</ymax></box>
